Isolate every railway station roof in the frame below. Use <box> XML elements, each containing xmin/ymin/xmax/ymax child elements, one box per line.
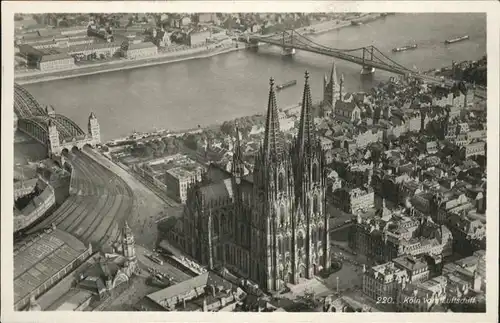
<box><xmin>14</xmin><ymin>229</ymin><xmax>88</xmax><ymax>304</ymax></box>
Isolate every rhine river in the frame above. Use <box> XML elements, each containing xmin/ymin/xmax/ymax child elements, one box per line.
<box><xmin>25</xmin><ymin>13</ymin><xmax>486</xmax><ymax>142</ymax></box>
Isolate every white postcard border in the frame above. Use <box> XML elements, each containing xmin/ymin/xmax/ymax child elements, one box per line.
<box><xmin>1</xmin><ymin>1</ymin><xmax>498</xmax><ymax>323</ymax></box>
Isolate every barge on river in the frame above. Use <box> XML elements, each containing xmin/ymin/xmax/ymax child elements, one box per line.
<box><xmin>445</xmin><ymin>35</ymin><xmax>469</xmax><ymax>44</ymax></box>
<box><xmin>392</xmin><ymin>44</ymin><xmax>418</xmax><ymax>53</ymax></box>
<box><xmin>276</xmin><ymin>80</ymin><xmax>297</xmax><ymax>90</ymax></box>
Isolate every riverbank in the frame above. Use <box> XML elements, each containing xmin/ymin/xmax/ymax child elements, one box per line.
<box><xmin>301</xmin><ymin>12</ymin><xmax>389</xmax><ymax>36</ymax></box>
<box><xmin>15</xmin><ymin>43</ymin><xmax>243</xmax><ymax>85</ymax></box>
<box><xmin>16</xmin><ymin>13</ymin><xmax>389</xmax><ymax>85</ymax></box>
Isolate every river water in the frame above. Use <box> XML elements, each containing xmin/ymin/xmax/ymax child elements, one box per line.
<box><xmin>25</xmin><ymin>13</ymin><xmax>486</xmax><ymax>142</ymax></box>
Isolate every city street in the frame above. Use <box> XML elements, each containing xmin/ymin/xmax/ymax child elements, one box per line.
<box><xmin>327</xmin><ymin>203</ymin><xmax>355</xmax><ymax>227</ymax></box>
<box><xmin>322</xmin><ymin>261</ymin><xmax>363</xmax><ymax>293</ymax></box>
<box><xmin>322</xmin><ymin>242</ymin><xmax>369</xmax><ymax>294</ymax></box>
<box><xmin>103</xmin><ymin>244</ymin><xmax>195</xmax><ymax>311</ymax></box>
<box><xmin>135</xmin><ymin>245</ymin><xmax>193</xmax><ymax>283</ymax></box>
<box><xmin>103</xmin><ymin>276</ymin><xmax>158</xmax><ymax>311</ymax></box>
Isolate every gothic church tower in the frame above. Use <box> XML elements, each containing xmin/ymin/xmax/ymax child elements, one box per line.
<box><xmin>323</xmin><ymin>62</ymin><xmax>340</xmax><ymax>114</ymax></box>
<box><xmin>251</xmin><ymin>78</ymin><xmax>296</xmax><ymax>291</ymax></box>
<box><xmin>249</xmin><ymin>73</ymin><xmax>330</xmax><ymax>292</ymax></box>
<box><xmin>294</xmin><ymin>71</ymin><xmax>331</xmax><ymax>280</ymax></box>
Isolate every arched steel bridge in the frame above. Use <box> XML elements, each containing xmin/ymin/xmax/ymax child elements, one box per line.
<box><xmin>14</xmin><ymin>83</ymin><xmax>87</xmax><ymax>146</ymax></box>
<box><xmin>243</xmin><ymin>29</ymin><xmax>453</xmax><ymax>86</ymax></box>
<box><xmin>14</xmin><ymin>83</ymin><xmax>101</xmax><ymax>157</ymax></box>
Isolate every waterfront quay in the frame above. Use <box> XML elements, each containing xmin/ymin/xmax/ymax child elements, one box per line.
<box><xmin>14</xmin><ymin>12</ymin><xmax>382</xmax><ymax>84</ymax></box>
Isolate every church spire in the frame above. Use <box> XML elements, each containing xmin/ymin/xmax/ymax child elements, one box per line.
<box><xmin>297</xmin><ymin>71</ymin><xmax>315</xmax><ymax>155</ymax></box>
<box><xmin>234</xmin><ymin>122</ymin><xmax>243</xmax><ymax>161</ymax></box>
<box><xmin>330</xmin><ymin>61</ymin><xmax>337</xmax><ymax>86</ymax></box>
<box><xmin>123</xmin><ymin>221</ymin><xmax>132</xmax><ymax>236</ymax></box>
<box><xmin>339</xmin><ymin>73</ymin><xmax>345</xmax><ymax>101</ymax></box>
<box><xmin>232</xmin><ymin>122</ymin><xmax>245</xmax><ymax>184</ymax></box>
<box><xmin>263</xmin><ymin>77</ymin><xmax>283</xmax><ymax>160</ymax></box>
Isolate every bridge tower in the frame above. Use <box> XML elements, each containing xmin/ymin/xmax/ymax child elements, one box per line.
<box><xmin>361</xmin><ymin>46</ymin><xmax>375</xmax><ymax>75</ymax></box>
<box><xmin>88</xmin><ymin>112</ymin><xmax>101</xmax><ymax>145</ymax></box>
<box><xmin>281</xmin><ymin>30</ymin><xmax>296</xmax><ymax>56</ymax></box>
<box><xmin>48</xmin><ymin>120</ymin><xmax>62</xmax><ymax>157</ymax></box>
<box><xmin>45</xmin><ymin>105</ymin><xmax>56</xmax><ymax>116</ymax></box>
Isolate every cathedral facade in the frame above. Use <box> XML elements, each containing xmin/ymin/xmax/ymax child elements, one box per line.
<box><xmin>172</xmin><ymin>72</ymin><xmax>331</xmax><ymax>292</ymax></box>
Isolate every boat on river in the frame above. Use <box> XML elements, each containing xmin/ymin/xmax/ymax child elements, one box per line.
<box><xmin>276</xmin><ymin>80</ymin><xmax>297</xmax><ymax>90</ymax></box>
<box><xmin>445</xmin><ymin>35</ymin><xmax>469</xmax><ymax>44</ymax></box>
<box><xmin>392</xmin><ymin>44</ymin><xmax>418</xmax><ymax>53</ymax></box>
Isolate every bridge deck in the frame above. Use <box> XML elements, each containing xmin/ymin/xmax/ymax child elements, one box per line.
<box><xmin>15</xmin><ymin>83</ymin><xmax>88</xmax><ymax>148</ymax></box>
<box><xmin>252</xmin><ymin>37</ymin><xmax>409</xmax><ymax>75</ymax></box>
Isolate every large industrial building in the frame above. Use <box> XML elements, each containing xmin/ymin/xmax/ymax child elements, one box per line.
<box><xmin>14</xmin><ymin>228</ymin><xmax>92</xmax><ymax>310</ymax></box>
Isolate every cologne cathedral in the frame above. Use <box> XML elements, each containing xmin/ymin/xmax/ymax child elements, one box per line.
<box><xmin>172</xmin><ymin>71</ymin><xmax>331</xmax><ymax>292</ymax></box>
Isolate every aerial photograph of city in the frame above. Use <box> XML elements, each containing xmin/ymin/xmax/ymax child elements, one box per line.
<box><xmin>8</xmin><ymin>10</ymin><xmax>490</xmax><ymax>314</ymax></box>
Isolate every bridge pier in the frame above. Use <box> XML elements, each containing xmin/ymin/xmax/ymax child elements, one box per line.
<box><xmin>281</xmin><ymin>47</ymin><xmax>296</xmax><ymax>56</ymax></box>
<box><xmin>361</xmin><ymin>46</ymin><xmax>375</xmax><ymax>75</ymax></box>
<box><xmin>360</xmin><ymin>66</ymin><xmax>375</xmax><ymax>75</ymax></box>
<box><xmin>245</xmin><ymin>39</ymin><xmax>259</xmax><ymax>50</ymax></box>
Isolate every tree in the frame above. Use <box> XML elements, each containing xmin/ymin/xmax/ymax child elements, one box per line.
<box><xmin>164</xmin><ymin>139</ymin><xmax>178</xmax><ymax>155</ymax></box>
<box><xmin>130</xmin><ymin>143</ymin><xmax>153</xmax><ymax>158</ymax></box>
<box><xmin>156</xmin><ymin>140</ymin><xmax>166</xmax><ymax>156</ymax></box>
<box><xmin>240</xmin><ymin>126</ymin><xmax>251</xmax><ymax>139</ymax></box>
<box><xmin>127</xmin><ymin>17</ymin><xmax>134</xmax><ymax>27</ymax></box>
<box><xmin>147</xmin><ymin>140</ymin><xmax>158</xmax><ymax>151</ymax></box>
<box><xmin>184</xmin><ymin>134</ymin><xmax>200</xmax><ymax>151</ymax></box>
<box><xmin>143</xmin><ymin>145</ymin><xmax>153</xmax><ymax>157</ymax></box>
<box><xmin>59</xmin><ymin>18</ymin><xmax>70</xmax><ymax>28</ymax></box>
<box><xmin>191</xmin><ymin>14</ymin><xmax>200</xmax><ymax>25</ymax></box>
<box><xmin>204</xmin><ymin>129</ymin><xmax>216</xmax><ymax>141</ymax></box>
<box><xmin>172</xmin><ymin>137</ymin><xmax>182</xmax><ymax>149</ymax></box>
<box><xmin>220</xmin><ymin>121</ymin><xmax>235</xmax><ymax>137</ymax></box>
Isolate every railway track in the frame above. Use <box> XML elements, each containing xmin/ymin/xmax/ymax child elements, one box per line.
<box><xmin>27</xmin><ymin>149</ymin><xmax>133</xmax><ymax>247</ymax></box>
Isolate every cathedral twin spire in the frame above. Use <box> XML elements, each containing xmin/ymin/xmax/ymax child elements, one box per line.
<box><xmin>296</xmin><ymin>71</ymin><xmax>316</xmax><ymax>157</ymax></box>
<box><xmin>232</xmin><ymin>123</ymin><xmax>245</xmax><ymax>183</ymax></box>
<box><xmin>262</xmin><ymin>72</ymin><xmax>317</xmax><ymax>162</ymax></box>
<box><xmin>262</xmin><ymin>78</ymin><xmax>284</xmax><ymax>161</ymax></box>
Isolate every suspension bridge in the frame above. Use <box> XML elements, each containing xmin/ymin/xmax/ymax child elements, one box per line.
<box><xmin>14</xmin><ymin>83</ymin><xmax>101</xmax><ymax>157</ymax></box>
<box><xmin>242</xmin><ymin>29</ymin><xmax>452</xmax><ymax>85</ymax></box>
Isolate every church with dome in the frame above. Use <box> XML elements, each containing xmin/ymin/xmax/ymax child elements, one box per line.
<box><xmin>167</xmin><ymin>71</ymin><xmax>331</xmax><ymax>292</ymax></box>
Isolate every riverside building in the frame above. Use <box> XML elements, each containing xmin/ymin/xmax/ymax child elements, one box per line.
<box><xmin>123</xmin><ymin>42</ymin><xmax>158</xmax><ymax>59</ymax></box>
<box><xmin>37</xmin><ymin>53</ymin><xmax>75</xmax><ymax>71</ymax></box>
